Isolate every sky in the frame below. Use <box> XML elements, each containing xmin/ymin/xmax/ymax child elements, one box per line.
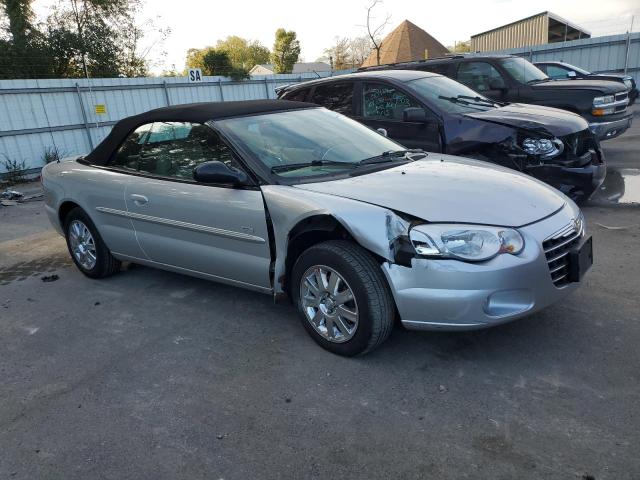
<box><xmin>33</xmin><ymin>0</ymin><xmax>640</xmax><ymax>73</ymax></box>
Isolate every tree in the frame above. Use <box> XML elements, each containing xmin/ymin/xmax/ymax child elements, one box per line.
<box><xmin>322</xmin><ymin>37</ymin><xmax>353</xmax><ymax>70</ymax></box>
<box><xmin>448</xmin><ymin>40</ymin><xmax>470</xmax><ymax>53</ymax></box>
<box><xmin>215</xmin><ymin>35</ymin><xmax>269</xmax><ymax>72</ymax></box>
<box><xmin>0</xmin><ymin>0</ymin><xmax>167</xmax><ymax>79</ymax></box>
<box><xmin>271</xmin><ymin>28</ymin><xmax>300</xmax><ymax>73</ymax></box>
<box><xmin>1</xmin><ymin>0</ymin><xmax>34</xmax><ymax>47</ymax></box>
<box><xmin>363</xmin><ymin>0</ymin><xmax>390</xmax><ymax>66</ymax></box>
<box><xmin>349</xmin><ymin>35</ymin><xmax>373</xmax><ymax>67</ymax></box>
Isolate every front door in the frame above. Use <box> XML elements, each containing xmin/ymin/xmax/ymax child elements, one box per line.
<box><xmin>110</xmin><ymin>121</ymin><xmax>272</xmax><ymax>290</ymax></box>
<box><xmin>456</xmin><ymin>61</ymin><xmax>509</xmax><ymax>102</ymax></box>
<box><xmin>357</xmin><ymin>82</ymin><xmax>442</xmax><ymax>152</ymax></box>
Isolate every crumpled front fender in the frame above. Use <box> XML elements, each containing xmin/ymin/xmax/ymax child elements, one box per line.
<box><xmin>261</xmin><ymin>185</ymin><xmax>409</xmax><ymax>295</ymax></box>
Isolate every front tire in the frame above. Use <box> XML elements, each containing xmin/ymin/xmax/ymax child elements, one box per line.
<box><xmin>64</xmin><ymin>207</ymin><xmax>121</xmax><ymax>279</ymax></box>
<box><xmin>291</xmin><ymin>240</ymin><xmax>395</xmax><ymax>356</ymax></box>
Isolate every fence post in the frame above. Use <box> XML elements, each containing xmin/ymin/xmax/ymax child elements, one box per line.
<box><xmin>163</xmin><ymin>81</ymin><xmax>171</xmax><ymax>106</ymax></box>
<box><xmin>218</xmin><ymin>79</ymin><xmax>225</xmax><ymax>101</ymax></box>
<box><xmin>75</xmin><ymin>83</ymin><xmax>94</xmax><ymax>150</ymax></box>
<box><xmin>264</xmin><ymin>77</ymin><xmax>271</xmax><ymax>99</ymax></box>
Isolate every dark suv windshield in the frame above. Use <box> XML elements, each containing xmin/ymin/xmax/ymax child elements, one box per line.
<box><xmin>500</xmin><ymin>57</ymin><xmax>548</xmax><ymax>84</ymax></box>
<box><xmin>405</xmin><ymin>75</ymin><xmax>497</xmax><ymax>113</ymax></box>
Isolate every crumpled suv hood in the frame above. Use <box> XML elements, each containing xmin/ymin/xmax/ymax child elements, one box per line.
<box><xmin>465</xmin><ymin>103</ymin><xmax>588</xmax><ymax>137</ymax></box>
<box><xmin>293</xmin><ymin>156</ymin><xmax>566</xmax><ymax>227</ymax></box>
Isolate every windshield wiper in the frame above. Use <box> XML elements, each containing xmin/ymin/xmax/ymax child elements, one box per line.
<box><xmin>358</xmin><ymin>149</ymin><xmax>425</xmax><ymax>165</ymax></box>
<box><xmin>526</xmin><ymin>78</ymin><xmax>546</xmax><ymax>84</ymax></box>
<box><xmin>270</xmin><ymin>159</ymin><xmax>356</xmax><ymax>173</ymax></box>
<box><xmin>439</xmin><ymin>95</ymin><xmax>497</xmax><ymax>107</ymax></box>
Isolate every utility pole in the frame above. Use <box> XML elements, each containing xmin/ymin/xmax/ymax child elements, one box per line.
<box><xmin>623</xmin><ymin>15</ymin><xmax>635</xmax><ymax>75</ymax></box>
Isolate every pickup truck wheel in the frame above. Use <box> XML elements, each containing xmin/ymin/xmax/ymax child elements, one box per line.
<box><xmin>292</xmin><ymin>240</ymin><xmax>395</xmax><ymax>356</ymax></box>
<box><xmin>64</xmin><ymin>207</ymin><xmax>121</xmax><ymax>278</ymax></box>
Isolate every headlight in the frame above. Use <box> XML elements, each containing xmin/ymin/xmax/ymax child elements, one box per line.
<box><xmin>409</xmin><ymin>224</ymin><xmax>524</xmax><ymax>262</ymax></box>
<box><xmin>623</xmin><ymin>79</ymin><xmax>632</xmax><ymax>90</ymax></box>
<box><xmin>521</xmin><ymin>137</ymin><xmax>564</xmax><ymax>159</ymax></box>
<box><xmin>593</xmin><ymin>95</ymin><xmax>614</xmax><ymax>106</ymax></box>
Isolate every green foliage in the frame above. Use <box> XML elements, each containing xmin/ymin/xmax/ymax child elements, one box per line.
<box><xmin>1</xmin><ymin>155</ymin><xmax>27</xmax><ymax>185</ymax></box>
<box><xmin>271</xmin><ymin>28</ymin><xmax>300</xmax><ymax>74</ymax></box>
<box><xmin>42</xmin><ymin>145</ymin><xmax>64</xmax><ymax>164</ymax></box>
<box><xmin>185</xmin><ymin>36</ymin><xmax>269</xmax><ymax>79</ymax></box>
<box><xmin>0</xmin><ymin>0</ymin><xmax>166</xmax><ymax>79</ymax></box>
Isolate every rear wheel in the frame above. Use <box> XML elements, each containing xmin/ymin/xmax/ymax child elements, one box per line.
<box><xmin>291</xmin><ymin>240</ymin><xmax>395</xmax><ymax>356</ymax></box>
<box><xmin>64</xmin><ymin>207</ymin><xmax>121</xmax><ymax>278</ymax></box>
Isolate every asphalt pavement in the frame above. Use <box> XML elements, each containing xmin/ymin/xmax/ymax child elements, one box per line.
<box><xmin>0</xmin><ymin>115</ymin><xmax>639</xmax><ymax>479</ymax></box>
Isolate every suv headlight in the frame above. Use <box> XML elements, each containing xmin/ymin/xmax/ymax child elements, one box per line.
<box><xmin>623</xmin><ymin>79</ymin><xmax>632</xmax><ymax>90</ymax></box>
<box><xmin>409</xmin><ymin>224</ymin><xmax>524</xmax><ymax>262</ymax></box>
<box><xmin>521</xmin><ymin>137</ymin><xmax>564</xmax><ymax>159</ymax></box>
<box><xmin>593</xmin><ymin>95</ymin><xmax>614</xmax><ymax>106</ymax></box>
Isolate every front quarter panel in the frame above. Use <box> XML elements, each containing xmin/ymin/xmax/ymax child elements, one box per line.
<box><xmin>261</xmin><ymin>185</ymin><xmax>405</xmax><ymax>294</ymax></box>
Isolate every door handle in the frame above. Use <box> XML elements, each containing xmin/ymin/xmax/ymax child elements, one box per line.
<box><xmin>130</xmin><ymin>194</ymin><xmax>149</xmax><ymax>206</ymax></box>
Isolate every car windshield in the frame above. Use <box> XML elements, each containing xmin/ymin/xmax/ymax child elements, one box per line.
<box><xmin>405</xmin><ymin>75</ymin><xmax>497</xmax><ymax>113</ymax></box>
<box><xmin>215</xmin><ymin>108</ymin><xmax>405</xmax><ymax>178</ymax></box>
<box><xmin>560</xmin><ymin>62</ymin><xmax>591</xmax><ymax>75</ymax></box>
<box><xmin>500</xmin><ymin>57</ymin><xmax>548</xmax><ymax>84</ymax></box>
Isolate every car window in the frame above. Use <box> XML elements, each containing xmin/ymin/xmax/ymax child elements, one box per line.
<box><xmin>310</xmin><ymin>83</ymin><xmax>354</xmax><ymax>114</ymax></box>
<box><xmin>456</xmin><ymin>62</ymin><xmax>504</xmax><ymax>92</ymax></box>
<box><xmin>363</xmin><ymin>83</ymin><xmax>420</xmax><ymax>120</ymax></box>
<box><xmin>111</xmin><ymin>122</ymin><xmax>240</xmax><ymax>181</ymax></box>
<box><xmin>499</xmin><ymin>57</ymin><xmax>548</xmax><ymax>84</ymax></box>
<box><xmin>423</xmin><ymin>63</ymin><xmax>449</xmax><ymax>75</ymax></box>
<box><xmin>284</xmin><ymin>88</ymin><xmax>310</xmax><ymax>102</ymax></box>
<box><xmin>546</xmin><ymin>64</ymin><xmax>571</xmax><ymax>79</ymax></box>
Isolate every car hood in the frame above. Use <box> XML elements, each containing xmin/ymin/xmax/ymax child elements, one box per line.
<box><xmin>532</xmin><ymin>78</ymin><xmax>628</xmax><ymax>94</ymax></box>
<box><xmin>293</xmin><ymin>156</ymin><xmax>566</xmax><ymax>227</ymax></box>
<box><xmin>464</xmin><ymin>103</ymin><xmax>588</xmax><ymax>136</ymax></box>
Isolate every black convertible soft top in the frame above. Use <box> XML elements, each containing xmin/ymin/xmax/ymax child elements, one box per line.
<box><xmin>84</xmin><ymin>99</ymin><xmax>317</xmax><ymax>165</ymax></box>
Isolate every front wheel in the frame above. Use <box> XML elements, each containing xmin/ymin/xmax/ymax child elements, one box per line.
<box><xmin>291</xmin><ymin>240</ymin><xmax>395</xmax><ymax>356</ymax></box>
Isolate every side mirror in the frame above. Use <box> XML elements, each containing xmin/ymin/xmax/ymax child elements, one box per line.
<box><xmin>403</xmin><ymin>107</ymin><xmax>428</xmax><ymax>122</ymax></box>
<box><xmin>489</xmin><ymin>78</ymin><xmax>507</xmax><ymax>90</ymax></box>
<box><xmin>193</xmin><ymin>160</ymin><xmax>248</xmax><ymax>186</ymax></box>
<box><xmin>567</xmin><ymin>71</ymin><xmax>577</xmax><ymax>78</ymax></box>
<box><xmin>376</xmin><ymin>127</ymin><xmax>388</xmax><ymax>137</ymax></box>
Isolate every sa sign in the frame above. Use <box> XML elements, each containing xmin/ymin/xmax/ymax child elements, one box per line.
<box><xmin>188</xmin><ymin>68</ymin><xmax>203</xmax><ymax>83</ymax></box>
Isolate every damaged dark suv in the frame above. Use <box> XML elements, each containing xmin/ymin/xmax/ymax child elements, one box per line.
<box><xmin>277</xmin><ymin>70</ymin><xmax>605</xmax><ymax>202</ymax></box>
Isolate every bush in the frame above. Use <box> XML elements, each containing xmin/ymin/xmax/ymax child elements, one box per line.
<box><xmin>1</xmin><ymin>156</ymin><xmax>27</xmax><ymax>186</ymax></box>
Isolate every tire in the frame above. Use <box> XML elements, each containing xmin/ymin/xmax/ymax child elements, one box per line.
<box><xmin>291</xmin><ymin>240</ymin><xmax>395</xmax><ymax>356</ymax></box>
<box><xmin>64</xmin><ymin>207</ymin><xmax>121</xmax><ymax>279</ymax></box>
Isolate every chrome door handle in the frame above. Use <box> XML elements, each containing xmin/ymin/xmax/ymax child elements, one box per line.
<box><xmin>130</xmin><ymin>194</ymin><xmax>149</xmax><ymax>205</ymax></box>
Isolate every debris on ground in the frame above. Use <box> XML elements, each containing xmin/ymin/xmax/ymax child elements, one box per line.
<box><xmin>1</xmin><ymin>200</ymin><xmax>18</xmax><ymax>207</ymax></box>
<box><xmin>438</xmin><ymin>385</ymin><xmax>448</xmax><ymax>393</ymax></box>
<box><xmin>41</xmin><ymin>274</ymin><xmax>59</xmax><ymax>282</ymax></box>
<box><xmin>1</xmin><ymin>189</ymin><xmax>24</xmax><ymax>200</ymax></box>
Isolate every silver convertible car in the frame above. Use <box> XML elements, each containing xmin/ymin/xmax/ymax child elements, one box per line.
<box><xmin>42</xmin><ymin>100</ymin><xmax>593</xmax><ymax>356</ymax></box>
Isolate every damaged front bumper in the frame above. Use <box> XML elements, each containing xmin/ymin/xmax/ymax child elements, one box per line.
<box><xmin>382</xmin><ymin>205</ymin><xmax>582</xmax><ymax>331</ymax></box>
<box><xmin>525</xmin><ymin>149</ymin><xmax>606</xmax><ymax>203</ymax></box>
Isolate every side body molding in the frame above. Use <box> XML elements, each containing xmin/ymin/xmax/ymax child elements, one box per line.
<box><xmin>261</xmin><ymin>185</ymin><xmax>406</xmax><ymax>295</ymax></box>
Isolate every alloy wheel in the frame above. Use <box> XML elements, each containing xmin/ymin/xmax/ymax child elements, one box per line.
<box><xmin>68</xmin><ymin>220</ymin><xmax>97</xmax><ymax>270</ymax></box>
<box><xmin>300</xmin><ymin>265</ymin><xmax>359</xmax><ymax>343</ymax></box>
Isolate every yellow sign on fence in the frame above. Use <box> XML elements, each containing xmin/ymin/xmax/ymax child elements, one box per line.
<box><xmin>94</xmin><ymin>104</ymin><xmax>107</xmax><ymax>114</ymax></box>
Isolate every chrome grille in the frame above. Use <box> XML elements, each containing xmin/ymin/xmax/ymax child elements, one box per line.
<box><xmin>615</xmin><ymin>92</ymin><xmax>628</xmax><ymax>102</ymax></box>
<box><xmin>542</xmin><ymin>217</ymin><xmax>584</xmax><ymax>287</ymax></box>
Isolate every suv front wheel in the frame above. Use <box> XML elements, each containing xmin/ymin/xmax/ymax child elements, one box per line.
<box><xmin>291</xmin><ymin>240</ymin><xmax>395</xmax><ymax>356</ymax></box>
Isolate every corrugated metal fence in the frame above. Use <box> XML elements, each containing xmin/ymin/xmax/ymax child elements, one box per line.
<box><xmin>487</xmin><ymin>32</ymin><xmax>640</xmax><ymax>83</ymax></box>
<box><xmin>0</xmin><ymin>71</ymin><xmax>347</xmax><ymax>173</ymax></box>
